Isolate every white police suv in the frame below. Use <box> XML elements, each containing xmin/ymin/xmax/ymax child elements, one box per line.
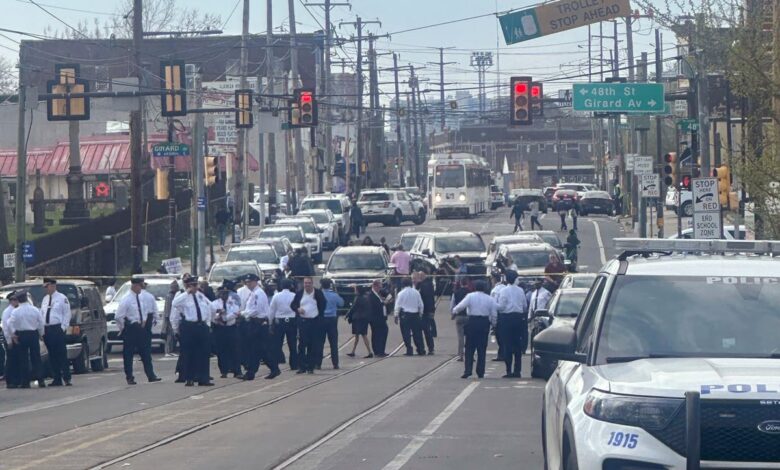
<box><xmin>536</xmin><ymin>238</ymin><xmax>780</xmax><ymax>470</ymax></box>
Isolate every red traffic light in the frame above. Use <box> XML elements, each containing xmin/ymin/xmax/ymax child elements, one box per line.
<box><xmin>515</xmin><ymin>83</ymin><xmax>528</xmax><ymax>94</ymax></box>
<box><xmin>664</xmin><ymin>152</ymin><xmax>676</xmax><ymax>163</ymax></box>
<box><xmin>301</xmin><ymin>92</ymin><xmax>312</xmax><ymax>103</ymax></box>
<box><xmin>531</xmin><ymin>85</ymin><xmax>541</xmax><ymax>97</ymax></box>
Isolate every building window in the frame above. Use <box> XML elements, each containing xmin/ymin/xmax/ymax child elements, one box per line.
<box><xmin>567</xmin><ymin>143</ymin><xmax>579</xmax><ymax>152</ymax></box>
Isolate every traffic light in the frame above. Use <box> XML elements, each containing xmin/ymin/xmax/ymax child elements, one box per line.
<box><xmin>204</xmin><ymin>156</ymin><xmax>218</xmax><ymax>186</ymax></box>
<box><xmin>235</xmin><ymin>89</ymin><xmax>253</xmax><ymax>128</ymax></box>
<box><xmin>713</xmin><ymin>165</ymin><xmax>731</xmax><ymax>207</ymax></box>
<box><xmin>663</xmin><ymin>152</ymin><xmax>678</xmax><ymax>187</ymax></box>
<box><xmin>155</xmin><ymin>168</ymin><xmax>169</xmax><ymax>200</ymax></box>
<box><xmin>293</xmin><ymin>88</ymin><xmax>317</xmax><ymax>127</ymax></box>
<box><xmin>160</xmin><ymin>61</ymin><xmax>187</xmax><ymax>117</ymax></box>
<box><xmin>510</xmin><ymin>76</ymin><xmax>533</xmax><ymax>126</ymax></box>
<box><xmin>531</xmin><ymin>81</ymin><xmax>543</xmax><ymax>117</ymax></box>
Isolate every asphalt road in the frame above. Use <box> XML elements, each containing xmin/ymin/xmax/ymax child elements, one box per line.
<box><xmin>0</xmin><ymin>205</ymin><xmax>625</xmax><ymax>470</ymax></box>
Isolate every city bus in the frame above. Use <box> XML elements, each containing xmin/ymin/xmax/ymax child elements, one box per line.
<box><xmin>428</xmin><ymin>153</ymin><xmax>491</xmax><ymax>219</ymax></box>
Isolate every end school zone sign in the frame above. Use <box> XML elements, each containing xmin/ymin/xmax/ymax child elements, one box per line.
<box><xmin>499</xmin><ymin>0</ymin><xmax>631</xmax><ymax>44</ymax></box>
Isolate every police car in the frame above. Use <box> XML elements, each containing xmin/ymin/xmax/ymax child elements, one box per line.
<box><xmin>357</xmin><ymin>189</ymin><xmax>426</xmax><ymax>226</ymax></box>
<box><xmin>535</xmin><ymin>238</ymin><xmax>780</xmax><ymax>470</ymax></box>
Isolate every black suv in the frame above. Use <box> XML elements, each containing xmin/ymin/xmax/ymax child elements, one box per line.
<box><xmin>5</xmin><ymin>279</ymin><xmax>108</xmax><ymax>374</ymax></box>
<box><xmin>321</xmin><ymin>246</ymin><xmax>392</xmax><ymax>309</ymax></box>
<box><xmin>409</xmin><ymin>232</ymin><xmax>487</xmax><ymax>292</ymax></box>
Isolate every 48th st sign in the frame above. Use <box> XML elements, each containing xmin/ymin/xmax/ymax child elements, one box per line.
<box><xmin>573</xmin><ymin>83</ymin><xmax>665</xmax><ymax>113</ymax></box>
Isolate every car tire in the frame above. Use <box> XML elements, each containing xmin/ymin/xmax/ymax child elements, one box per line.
<box><xmin>392</xmin><ymin>211</ymin><xmax>402</xmax><ymax>226</ymax></box>
<box><xmin>106</xmin><ymin>343</ymin><xmax>113</xmax><ymax>354</ymax></box>
<box><xmin>681</xmin><ymin>200</ymin><xmax>693</xmax><ymax>217</ymax></box>
<box><xmin>562</xmin><ymin>420</ymin><xmax>579</xmax><ymax>470</ymax></box>
<box><xmin>73</xmin><ymin>342</ymin><xmax>89</xmax><ymax>374</ymax></box>
<box><xmin>414</xmin><ymin>210</ymin><xmax>426</xmax><ymax>225</ymax></box>
<box><xmin>91</xmin><ymin>340</ymin><xmax>106</xmax><ymax>372</ymax></box>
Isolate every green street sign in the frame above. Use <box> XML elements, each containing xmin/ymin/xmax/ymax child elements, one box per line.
<box><xmin>152</xmin><ymin>142</ymin><xmax>190</xmax><ymax>158</ymax></box>
<box><xmin>499</xmin><ymin>0</ymin><xmax>630</xmax><ymax>45</ymax></box>
<box><xmin>573</xmin><ymin>83</ymin><xmax>665</xmax><ymax>113</ymax></box>
<box><xmin>678</xmin><ymin>119</ymin><xmax>699</xmax><ymax>133</ymax></box>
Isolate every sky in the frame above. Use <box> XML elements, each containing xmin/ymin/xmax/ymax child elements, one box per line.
<box><xmin>2</xmin><ymin>0</ymin><xmax>668</xmax><ymax>102</ymax></box>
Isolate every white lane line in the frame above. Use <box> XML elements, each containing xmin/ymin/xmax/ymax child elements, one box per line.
<box><xmin>382</xmin><ymin>381</ymin><xmax>480</xmax><ymax>470</ymax></box>
<box><xmin>591</xmin><ymin>220</ymin><xmax>607</xmax><ymax>265</ymax></box>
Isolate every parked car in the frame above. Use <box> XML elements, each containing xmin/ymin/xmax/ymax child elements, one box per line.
<box><xmin>207</xmin><ymin>261</ymin><xmax>262</xmax><ymax>290</ymax></box>
<box><xmin>398</xmin><ymin>231</ymin><xmax>432</xmax><ymax>252</ymax></box>
<box><xmin>226</xmin><ymin>243</ymin><xmax>281</xmax><ymax>279</ymax></box>
<box><xmin>551</xmin><ymin>189</ymin><xmax>578</xmax><ymax>211</ymax></box>
<box><xmin>578</xmin><ymin>190</ymin><xmax>615</xmax><ymax>216</ymax></box>
<box><xmin>485</xmin><ymin>233</ymin><xmax>544</xmax><ymax>269</ymax></box>
<box><xmin>530</xmin><ymin>287</ymin><xmax>589</xmax><ymax>379</ymax></box>
<box><xmin>299</xmin><ymin>193</ymin><xmax>352</xmax><ymax>245</ymax></box>
<box><xmin>253</xmin><ymin>237</ymin><xmax>294</xmax><ymax>260</ymax></box>
<box><xmin>357</xmin><ymin>189</ymin><xmax>426</xmax><ymax>226</ymax></box>
<box><xmin>258</xmin><ymin>225</ymin><xmax>308</xmax><ymax>256</ymax></box>
<box><xmin>299</xmin><ymin>209</ymin><xmax>340</xmax><ymax>249</ymax></box>
<box><xmin>275</xmin><ymin>216</ymin><xmax>324</xmax><ymax>263</ymax></box>
<box><xmin>510</xmin><ymin>189</ymin><xmax>548</xmax><ymax>213</ymax></box>
<box><xmin>105</xmin><ymin>275</ymin><xmax>181</xmax><ymax>354</ymax></box>
<box><xmin>249</xmin><ymin>191</ymin><xmax>290</xmax><ymax>225</ymax></box>
<box><xmin>4</xmin><ymin>279</ymin><xmax>108</xmax><ymax>374</ymax></box>
<box><xmin>534</xmin><ymin>230</ymin><xmax>566</xmax><ymax>260</ymax></box>
<box><xmin>492</xmin><ymin>242</ymin><xmax>563</xmax><ymax>288</ymax></box>
<box><xmin>557</xmin><ymin>182</ymin><xmax>596</xmax><ymax>198</ymax></box>
<box><xmin>410</xmin><ymin>232</ymin><xmax>487</xmax><ymax>293</ymax></box>
<box><xmin>490</xmin><ymin>185</ymin><xmax>504</xmax><ymax>210</ymax></box>
<box><xmin>320</xmin><ymin>246</ymin><xmax>392</xmax><ymax>309</ymax></box>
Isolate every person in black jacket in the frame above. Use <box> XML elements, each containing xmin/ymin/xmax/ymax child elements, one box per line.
<box><xmin>368</xmin><ymin>279</ymin><xmax>393</xmax><ymax>357</ymax></box>
<box><xmin>510</xmin><ymin>199</ymin><xmax>525</xmax><ymax>233</ymax></box>
<box><xmin>414</xmin><ymin>271</ymin><xmax>437</xmax><ymax>355</ymax></box>
<box><xmin>290</xmin><ymin>277</ymin><xmax>327</xmax><ymax>374</ymax></box>
<box><xmin>346</xmin><ymin>286</ymin><xmax>373</xmax><ymax>358</ymax></box>
<box><xmin>287</xmin><ymin>248</ymin><xmax>315</xmax><ymax>288</ymax></box>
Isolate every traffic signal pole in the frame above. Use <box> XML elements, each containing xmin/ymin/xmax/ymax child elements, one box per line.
<box><xmin>655</xmin><ymin>28</ymin><xmax>664</xmax><ymax>238</ymax></box>
<box><xmin>14</xmin><ymin>84</ymin><xmax>26</xmax><ymax>281</ymax></box>
<box><xmin>130</xmin><ymin>0</ymin><xmax>144</xmax><ymax>274</ymax></box>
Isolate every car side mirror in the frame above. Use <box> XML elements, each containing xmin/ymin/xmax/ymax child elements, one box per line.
<box><xmin>422</xmin><ymin>249</ymin><xmax>432</xmax><ymax>257</ymax></box>
<box><xmin>533</xmin><ymin>309</ymin><xmax>550</xmax><ymax>319</ymax></box>
<box><xmin>533</xmin><ymin>326</ymin><xmax>585</xmax><ymax>363</ymax></box>
<box><xmin>80</xmin><ymin>296</ymin><xmax>89</xmax><ymax>308</ymax></box>
<box><xmin>316</xmin><ymin>264</ymin><xmax>326</xmax><ymax>271</ymax></box>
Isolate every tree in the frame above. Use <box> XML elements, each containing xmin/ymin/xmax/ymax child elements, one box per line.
<box><xmin>0</xmin><ymin>57</ymin><xmax>16</xmax><ymax>95</ymax></box>
<box><xmin>108</xmin><ymin>0</ymin><xmax>222</xmax><ymax>38</ymax></box>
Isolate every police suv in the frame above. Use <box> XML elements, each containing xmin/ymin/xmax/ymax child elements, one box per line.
<box><xmin>536</xmin><ymin>238</ymin><xmax>780</xmax><ymax>470</ymax></box>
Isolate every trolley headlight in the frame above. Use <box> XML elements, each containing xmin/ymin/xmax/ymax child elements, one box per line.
<box><xmin>435</xmin><ymin>193</ymin><xmax>442</xmax><ymax>202</ymax></box>
<box><xmin>583</xmin><ymin>389</ymin><xmax>682</xmax><ymax>430</ymax></box>
<box><xmin>459</xmin><ymin>193</ymin><xmax>466</xmax><ymax>201</ymax></box>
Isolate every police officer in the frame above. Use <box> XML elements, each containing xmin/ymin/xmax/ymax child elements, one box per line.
<box><xmin>40</xmin><ymin>278</ymin><xmax>72</xmax><ymax>386</ymax></box>
<box><xmin>2</xmin><ymin>291</ymin><xmax>21</xmax><ymax>389</ymax></box>
<box><xmin>115</xmin><ymin>278</ymin><xmax>161</xmax><ymax>385</ymax></box>
<box><xmin>7</xmin><ymin>291</ymin><xmax>45</xmax><ymax>388</ymax></box>
<box><xmin>236</xmin><ymin>275</ymin><xmax>254</xmax><ymax>373</ymax></box>
<box><xmin>269</xmin><ymin>279</ymin><xmax>298</xmax><ymax>371</ymax></box>
<box><xmin>243</xmin><ymin>273</ymin><xmax>279</xmax><ymax>380</ymax></box>
<box><xmin>171</xmin><ymin>275</ymin><xmax>215</xmax><ymax>386</ymax></box>
<box><xmin>394</xmin><ymin>277</ymin><xmax>426</xmax><ymax>356</ymax></box>
<box><xmin>212</xmin><ymin>281</ymin><xmax>243</xmax><ymax>379</ymax></box>
<box><xmin>529</xmin><ymin>280</ymin><xmax>553</xmax><ymax>317</ymax></box>
<box><xmin>490</xmin><ymin>273</ymin><xmax>506</xmax><ymax>362</ymax></box>
<box><xmin>290</xmin><ymin>276</ymin><xmax>326</xmax><ymax>374</ymax></box>
<box><xmin>497</xmin><ymin>271</ymin><xmax>528</xmax><ymax>378</ymax></box>
<box><xmin>452</xmin><ymin>280</ymin><xmax>498</xmax><ymax>379</ymax></box>
<box><xmin>319</xmin><ymin>278</ymin><xmax>344</xmax><ymax>370</ymax></box>
<box><xmin>415</xmin><ymin>271</ymin><xmax>437</xmax><ymax>355</ymax></box>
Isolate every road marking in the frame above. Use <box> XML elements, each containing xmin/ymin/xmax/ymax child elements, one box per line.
<box><xmin>591</xmin><ymin>220</ymin><xmax>607</xmax><ymax>265</ymax></box>
<box><xmin>382</xmin><ymin>381</ymin><xmax>480</xmax><ymax>470</ymax></box>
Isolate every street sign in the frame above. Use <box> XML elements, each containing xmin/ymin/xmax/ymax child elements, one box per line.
<box><xmin>558</xmin><ymin>89</ymin><xmax>572</xmax><ymax>107</ymax></box>
<box><xmin>692</xmin><ymin>177</ymin><xmax>720</xmax><ymax>213</ymax></box>
<box><xmin>693</xmin><ymin>212</ymin><xmax>722</xmax><ymax>239</ymax></box>
<box><xmin>152</xmin><ymin>142</ymin><xmax>190</xmax><ymax>158</ymax></box>
<box><xmin>678</xmin><ymin>118</ymin><xmax>699</xmax><ymax>133</ymax></box>
<box><xmin>22</xmin><ymin>242</ymin><xmax>34</xmax><ymax>263</ymax></box>
<box><xmin>162</xmin><ymin>257</ymin><xmax>183</xmax><ymax>275</ymax></box>
<box><xmin>197</xmin><ymin>196</ymin><xmax>206</xmax><ymax>212</ymax></box>
<box><xmin>499</xmin><ymin>0</ymin><xmax>630</xmax><ymax>45</ymax></box>
<box><xmin>633</xmin><ymin>156</ymin><xmax>654</xmax><ymax>175</ymax></box>
<box><xmin>3</xmin><ymin>253</ymin><xmax>14</xmax><ymax>268</ymax></box>
<box><xmin>624</xmin><ymin>154</ymin><xmax>634</xmax><ymax>172</ymax></box>
<box><xmin>573</xmin><ymin>83</ymin><xmax>665</xmax><ymax>113</ymax></box>
<box><xmin>640</xmin><ymin>174</ymin><xmax>660</xmax><ymax>198</ymax></box>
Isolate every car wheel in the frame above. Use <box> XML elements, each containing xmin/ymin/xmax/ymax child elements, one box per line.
<box><xmin>392</xmin><ymin>210</ymin><xmax>402</xmax><ymax>226</ymax></box>
<box><xmin>562</xmin><ymin>420</ymin><xmax>579</xmax><ymax>470</ymax></box>
<box><xmin>681</xmin><ymin>200</ymin><xmax>693</xmax><ymax>217</ymax></box>
<box><xmin>73</xmin><ymin>342</ymin><xmax>89</xmax><ymax>374</ymax></box>
<box><xmin>106</xmin><ymin>343</ymin><xmax>113</xmax><ymax>354</ymax></box>
<box><xmin>414</xmin><ymin>210</ymin><xmax>426</xmax><ymax>225</ymax></box>
<box><xmin>90</xmin><ymin>340</ymin><xmax>106</xmax><ymax>372</ymax></box>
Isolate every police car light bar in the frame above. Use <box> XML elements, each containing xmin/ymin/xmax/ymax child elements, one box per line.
<box><xmin>614</xmin><ymin>238</ymin><xmax>780</xmax><ymax>256</ymax></box>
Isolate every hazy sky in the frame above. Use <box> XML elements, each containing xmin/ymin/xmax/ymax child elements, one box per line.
<box><xmin>2</xmin><ymin>0</ymin><xmax>666</xmax><ymax>99</ymax></box>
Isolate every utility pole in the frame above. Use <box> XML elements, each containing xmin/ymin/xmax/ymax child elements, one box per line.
<box><xmin>655</xmin><ymin>28</ymin><xmax>664</xmax><ymax>238</ymax></box>
<box><xmin>193</xmin><ymin>72</ymin><xmax>206</xmax><ymax>273</ymax></box>
<box><xmin>405</xmin><ymin>91</ymin><xmax>413</xmax><ymax>187</ymax></box>
<box><xmin>288</xmin><ymin>0</ymin><xmax>306</xmax><ymax>199</ymax></box>
<box><xmin>234</xmin><ymin>0</ymin><xmax>249</xmax><ymax>240</ymax></box>
<box><xmin>428</xmin><ymin>48</ymin><xmax>455</xmax><ymax>131</ymax></box>
<box><xmin>392</xmin><ymin>53</ymin><xmax>406</xmax><ymax>187</ymax></box>
<box><xmin>416</xmin><ymin>82</ymin><xmax>428</xmax><ymax>190</ymax></box>
<box><xmin>14</xmin><ymin>84</ymin><xmax>26</xmax><ymax>281</ymax></box>
<box><xmin>266</xmin><ymin>0</ymin><xmax>277</xmax><ymax>218</ymax></box>
<box><xmin>167</xmin><ymin>118</ymin><xmax>176</xmax><ymax>257</ymax></box>
<box><xmin>695</xmin><ymin>15</ymin><xmax>711</xmax><ymax>178</ymax></box>
<box><xmin>130</xmin><ymin>0</ymin><xmax>144</xmax><ymax>274</ymax></box>
<box><xmin>409</xmin><ymin>67</ymin><xmax>420</xmax><ymax>188</ymax></box>
<box><xmin>638</xmin><ymin>52</ymin><xmax>648</xmax><ymax>238</ymax></box>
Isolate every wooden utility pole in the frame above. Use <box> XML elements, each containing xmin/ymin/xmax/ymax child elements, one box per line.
<box><xmin>235</xmin><ymin>0</ymin><xmax>249</xmax><ymax>239</ymax></box>
<box><xmin>14</xmin><ymin>83</ymin><xmax>26</xmax><ymax>281</ymax></box>
<box><xmin>409</xmin><ymin>66</ymin><xmax>420</xmax><ymax>188</ymax></box>
<box><xmin>130</xmin><ymin>0</ymin><xmax>144</xmax><ymax>274</ymax></box>
<box><xmin>428</xmin><ymin>48</ymin><xmax>455</xmax><ymax>132</ymax></box>
<box><xmin>288</xmin><ymin>0</ymin><xmax>306</xmax><ymax>198</ymax></box>
<box><xmin>266</xmin><ymin>0</ymin><xmax>277</xmax><ymax>217</ymax></box>
<box><xmin>392</xmin><ymin>53</ymin><xmax>406</xmax><ymax>187</ymax></box>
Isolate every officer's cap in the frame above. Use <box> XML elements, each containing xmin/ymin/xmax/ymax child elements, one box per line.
<box><xmin>182</xmin><ymin>275</ymin><xmax>198</xmax><ymax>286</ymax></box>
<box><xmin>43</xmin><ymin>277</ymin><xmax>57</xmax><ymax>285</ymax></box>
<box><xmin>130</xmin><ymin>278</ymin><xmax>145</xmax><ymax>285</ymax></box>
<box><xmin>13</xmin><ymin>290</ymin><xmax>28</xmax><ymax>302</ymax></box>
<box><xmin>220</xmin><ymin>279</ymin><xmax>237</xmax><ymax>291</ymax></box>
<box><xmin>505</xmin><ymin>271</ymin><xmax>518</xmax><ymax>285</ymax></box>
<box><xmin>244</xmin><ymin>273</ymin><xmax>261</xmax><ymax>282</ymax></box>
<box><xmin>5</xmin><ymin>290</ymin><xmax>16</xmax><ymax>300</ymax></box>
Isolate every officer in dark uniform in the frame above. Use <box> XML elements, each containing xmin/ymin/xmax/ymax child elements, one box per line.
<box><xmin>171</xmin><ymin>275</ymin><xmax>215</xmax><ymax>386</ymax></box>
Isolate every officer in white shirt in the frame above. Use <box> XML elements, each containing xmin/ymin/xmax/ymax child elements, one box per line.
<box><xmin>290</xmin><ymin>276</ymin><xmax>326</xmax><ymax>374</ymax></box>
<box><xmin>497</xmin><ymin>271</ymin><xmax>529</xmax><ymax>378</ymax></box>
<box><xmin>489</xmin><ymin>272</ymin><xmax>507</xmax><ymax>362</ymax></box>
<box><xmin>171</xmin><ymin>275</ymin><xmax>215</xmax><ymax>386</ymax></box>
<box><xmin>529</xmin><ymin>281</ymin><xmax>553</xmax><ymax>316</ymax></box>
<box><xmin>40</xmin><ymin>278</ymin><xmax>72</xmax><ymax>386</ymax></box>
<box><xmin>236</xmin><ymin>275</ymin><xmax>254</xmax><ymax>373</ymax></box>
<box><xmin>243</xmin><ymin>273</ymin><xmax>279</xmax><ymax>380</ymax></box>
<box><xmin>2</xmin><ymin>292</ymin><xmax>21</xmax><ymax>388</ymax></box>
<box><xmin>116</xmin><ymin>278</ymin><xmax>161</xmax><ymax>385</ymax></box>
<box><xmin>8</xmin><ymin>291</ymin><xmax>45</xmax><ymax>388</ymax></box>
<box><xmin>212</xmin><ymin>280</ymin><xmax>243</xmax><ymax>379</ymax></box>
<box><xmin>452</xmin><ymin>280</ymin><xmax>498</xmax><ymax>379</ymax></box>
<box><xmin>393</xmin><ymin>278</ymin><xmax>426</xmax><ymax>356</ymax></box>
<box><xmin>269</xmin><ymin>279</ymin><xmax>298</xmax><ymax>372</ymax></box>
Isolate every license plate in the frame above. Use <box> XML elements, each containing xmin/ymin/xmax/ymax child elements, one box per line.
<box><xmin>593</xmin><ymin>205</ymin><xmax>601</xmax><ymax>209</ymax></box>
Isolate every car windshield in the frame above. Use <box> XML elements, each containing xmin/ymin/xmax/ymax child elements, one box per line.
<box><xmin>278</xmin><ymin>220</ymin><xmax>317</xmax><ymax>234</ymax></box>
<box><xmin>360</xmin><ymin>193</ymin><xmax>390</xmax><ymax>202</ymax></box>
<box><xmin>434</xmin><ymin>236</ymin><xmax>485</xmax><ymax>253</ymax></box>
<box><xmin>256</xmin><ymin>240</ymin><xmax>284</xmax><ymax>254</ymax></box>
<box><xmin>566</xmin><ymin>274</ymin><xmax>596</xmax><ymax>288</ymax></box>
<box><xmin>226</xmin><ymin>248</ymin><xmax>279</xmax><ymax>264</ymax></box>
<box><xmin>304</xmin><ymin>212</ymin><xmax>329</xmax><ymax>224</ymax></box>
<box><xmin>209</xmin><ymin>264</ymin><xmax>259</xmax><ymax>282</ymax></box>
<box><xmin>260</xmin><ymin>227</ymin><xmax>305</xmax><ymax>243</ymax></box>
<box><xmin>328</xmin><ymin>253</ymin><xmax>386</xmax><ymax>271</ymax></box>
<box><xmin>300</xmin><ymin>199</ymin><xmax>343</xmax><ymax>214</ymax></box>
<box><xmin>495</xmin><ymin>237</ymin><xmax>540</xmax><ymax>251</ymax></box>
<box><xmin>112</xmin><ymin>282</ymin><xmax>172</xmax><ymax>303</ymax></box>
<box><xmin>551</xmin><ymin>291</ymin><xmax>588</xmax><ymax>317</ymax></box>
<box><xmin>596</xmin><ymin>276</ymin><xmax>780</xmax><ymax>364</ymax></box>
<box><xmin>435</xmin><ymin>165</ymin><xmax>465</xmax><ymax>188</ymax></box>
<box><xmin>584</xmin><ymin>191</ymin><xmax>610</xmax><ymax>199</ymax></box>
<box><xmin>400</xmin><ymin>234</ymin><xmax>421</xmax><ymax>251</ymax></box>
<box><xmin>506</xmin><ymin>250</ymin><xmax>551</xmax><ymax>269</ymax></box>
<box><xmin>537</xmin><ymin>233</ymin><xmax>562</xmax><ymax>248</ymax></box>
